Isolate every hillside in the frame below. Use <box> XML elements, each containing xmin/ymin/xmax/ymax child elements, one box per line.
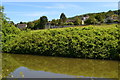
<box><xmin>69</xmin><ymin>10</ymin><xmax>118</xmax><ymax>19</ymax></box>
<box><xmin>23</xmin><ymin>10</ymin><xmax>119</xmax><ymax>29</ymax></box>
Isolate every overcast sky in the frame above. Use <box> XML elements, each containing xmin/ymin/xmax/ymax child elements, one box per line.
<box><xmin>3</xmin><ymin>2</ymin><xmax>118</xmax><ymax>23</ymax></box>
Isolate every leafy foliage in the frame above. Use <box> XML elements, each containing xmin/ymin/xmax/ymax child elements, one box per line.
<box><xmin>25</xmin><ymin>10</ymin><xmax>118</xmax><ymax>30</ymax></box>
<box><xmin>2</xmin><ymin>24</ymin><xmax>119</xmax><ymax>60</ymax></box>
<box><xmin>39</xmin><ymin>16</ymin><xmax>48</xmax><ymax>29</ymax></box>
<box><xmin>27</xmin><ymin>22</ymin><xmax>34</xmax><ymax>29</ymax></box>
<box><xmin>74</xmin><ymin>17</ymin><xmax>82</xmax><ymax>25</ymax></box>
<box><xmin>2</xmin><ymin>20</ymin><xmax>21</xmax><ymax>44</ymax></box>
<box><xmin>1</xmin><ymin>6</ymin><xmax>21</xmax><ymax>48</ymax></box>
<box><xmin>85</xmin><ymin>16</ymin><xmax>98</xmax><ymax>25</ymax></box>
<box><xmin>60</xmin><ymin>13</ymin><xmax>67</xmax><ymax>25</ymax></box>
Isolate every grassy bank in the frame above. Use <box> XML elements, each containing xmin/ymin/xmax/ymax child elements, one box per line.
<box><xmin>2</xmin><ymin>24</ymin><xmax>120</xmax><ymax>60</ymax></box>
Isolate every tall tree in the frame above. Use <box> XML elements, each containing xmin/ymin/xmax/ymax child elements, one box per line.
<box><xmin>0</xmin><ymin>6</ymin><xmax>8</xmax><ymax>24</ymax></box>
<box><xmin>60</xmin><ymin>13</ymin><xmax>67</xmax><ymax>26</ymax></box>
<box><xmin>0</xmin><ymin>6</ymin><xmax>4</xmax><ymax>19</ymax></box>
<box><xmin>39</xmin><ymin>16</ymin><xmax>48</xmax><ymax>29</ymax></box>
<box><xmin>1</xmin><ymin>6</ymin><xmax>21</xmax><ymax>43</ymax></box>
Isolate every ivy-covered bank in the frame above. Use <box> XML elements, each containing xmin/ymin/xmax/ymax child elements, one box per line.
<box><xmin>2</xmin><ymin>24</ymin><xmax>120</xmax><ymax>60</ymax></box>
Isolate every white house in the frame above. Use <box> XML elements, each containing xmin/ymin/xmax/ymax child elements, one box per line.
<box><xmin>81</xmin><ymin>15</ymin><xmax>89</xmax><ymax>25</ymax></box>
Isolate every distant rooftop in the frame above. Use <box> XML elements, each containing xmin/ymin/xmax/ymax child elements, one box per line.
<box><xmin>17</xmin><ymin>24</ymin><xmax>27</xmax><ymax>29</ymax></box>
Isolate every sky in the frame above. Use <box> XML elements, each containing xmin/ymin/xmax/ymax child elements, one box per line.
<box><xmin>2</xmin><ymin>2</ymin><xmax>118</xmax><ymax>24</ymax></box>
<box><xmin>2</xmin><ymin>0</ymin><xmax>120</xmax><ymax>2</ymax></box>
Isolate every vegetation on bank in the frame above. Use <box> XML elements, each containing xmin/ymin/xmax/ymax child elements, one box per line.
<box><xmin>1</xmin><ymin>6</ymin><xmax>21</xmax><ymax>44</ymax></box>
<box><xmin>18</xmin><ymin>10</ymin><xmax>119</xmax><ymax>30</ymax></box>
<box><xmin>1</xmin><ymin>6</ymin><xmax>119</xmax><ymax>60</ymax></box>
<box><xmin>2</xmin><ymin>24</ymin><xmax>120</xmax><ymax>60</ymax></box>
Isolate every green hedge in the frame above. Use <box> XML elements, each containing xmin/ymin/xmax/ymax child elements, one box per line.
<box><xmin>3</xmin><ymin>24</ymin><xmax>120</xmax><ymax>60</ymax></box>
<box><xmin>2</xmin><ymin>21</ymin><xmax>21</xmax><ymax>43</ymax></box>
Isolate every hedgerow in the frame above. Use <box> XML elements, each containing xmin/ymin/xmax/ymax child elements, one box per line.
<box><xmin>2</xmin><ymin>24</ymin><xmax>120</xmax><ymax>60</ymax></box>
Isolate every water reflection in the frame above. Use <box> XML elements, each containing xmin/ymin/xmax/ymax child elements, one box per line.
<box><xmin>2</xmin><ymin>53</ymin><xmax>119</xmax><ymax>78</ymax></box>
<box><xmin>8</xmin><ymin>67</ymin><xmax>80</xmax><ymax>78</ymax></box>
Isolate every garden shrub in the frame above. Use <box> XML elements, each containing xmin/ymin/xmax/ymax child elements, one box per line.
<box><xmin>2</xmin><ymin>24</ymin><xmax>120</xmax><ymax>60</ymax></box>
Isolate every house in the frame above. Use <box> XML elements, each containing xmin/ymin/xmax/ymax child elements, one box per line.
<box><xmin>105</xmin><ymin>14</ymin><xmax>118</xmax><ymax>23</ymax></box>
<box><xmin>82</xmin><ymin>15</ymin><xmax>89</xmax><ymax>21</ymax></box>
<box><xmin>81</xmin><ymin>15</ymin><xmax>89</xmax><ymax>25</ymax></box>
<box><xmin>66</xmin><ymin>19</ymin><xmax>75</xmax><ymax>23</ymax></box>
<box><xmin>17</xmin><ymin>24</ymin><xmax>27</xmax><ymax>29</ymax></box>
<box><xmin>111</xmin><ymin>14</ymin><xmax>118</xmax><ymax>20</ymax></box>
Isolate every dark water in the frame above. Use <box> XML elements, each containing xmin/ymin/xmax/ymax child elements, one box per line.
<box><xmin>2</xmin><ymin>53</ymin><xmax>119</xmax><ymax>78</ymax></box>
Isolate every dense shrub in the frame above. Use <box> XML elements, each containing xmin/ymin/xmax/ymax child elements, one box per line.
<box><xmin>2</xmin><ymin>20</ymin><xmax>21</xmax><ymax>43</ymax></box>
<box><xmin>2</xmin><ymin>24</ymin><xmax>120</xmax><ymax>60</ymax></box>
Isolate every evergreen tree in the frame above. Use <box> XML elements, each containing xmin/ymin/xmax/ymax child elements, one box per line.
<box><xmin>60</xmin><ymin>13</ymin><xmax>67</xmax><ymax>26</ymax></box>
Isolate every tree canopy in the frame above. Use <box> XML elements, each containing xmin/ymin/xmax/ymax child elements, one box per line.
<box><xmin>39</xmin><ymin>16</ymin><xmax>48</xmax><ymax>29</ymax></box>
<box><xmin>60</xmin><ymin>13</ymin><xmax>67</xmax><ymax>25</ymax></box>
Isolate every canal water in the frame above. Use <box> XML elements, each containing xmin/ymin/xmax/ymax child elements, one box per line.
<box><xmin>2</xmin><ymin>53</ymin><xmax>119</xmax><ymax>78</ymax></box>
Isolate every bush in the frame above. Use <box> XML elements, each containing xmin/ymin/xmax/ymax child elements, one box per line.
<box><xmin>2</xmin><ymin>21</ymin><xmax>21</xmax><ymax>43</ymax></box>
<box><xmin>2</xmin><ymin>24</ymin><xmax>120</xmax><ymax>60</ymax></box>
<box><xmin>66</xmin><ymin>22</ymin><xmax>74</xmax><ymax>25</ymax></box>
